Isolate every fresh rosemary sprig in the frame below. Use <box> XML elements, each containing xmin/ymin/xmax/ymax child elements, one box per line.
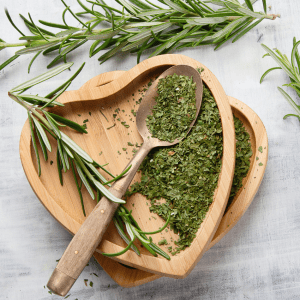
<box><xmin>8</xmin><ymin>64</ymin><xmax>170</xmax><ymax>259</ymax></box>
<box><xmin>261</xmin><ymin>38</ymin><xmax>300</xmax><ymax>121</ymax></box>
<box><xmin>8</xmin><ymin>62</ymin><xmax>126</xmax><ymax>206</ymax></box>
<box><xmin>1</xmin><ymin>0</ymin><xmax>278</xmax><ymax>72</ymax></box>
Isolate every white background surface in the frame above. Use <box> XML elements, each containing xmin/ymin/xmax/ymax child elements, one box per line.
<box><xmin>1</xmin><ymin>1</ymin><xmax>300</xmax><ymax>299</ymax></box>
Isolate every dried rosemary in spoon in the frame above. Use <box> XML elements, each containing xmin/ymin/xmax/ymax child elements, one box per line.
<box><xmin>146</xmin><ymin>73</ymin><xmax>197</xmax><ymax>142</ymax></box>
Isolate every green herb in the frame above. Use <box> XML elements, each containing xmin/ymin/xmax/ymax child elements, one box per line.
<box><xmin>258</xmin><ymin>146</ymin><xmax>263</xmax><ymax>153</ymax></box>
<box><xmin>100</xmin><ymin>110</ymin><xmax>108</xmax><ymax>122</ymax></box>
<box><xmin>89</xmin><ymin>281</ymin><xmax>93</xmax><ymax>287</ymax></box>
<box><xmin>259</xmin><ymin>162</ymin><xmax>263</xmax><ymax>166</ymax></box>
<box><xmin>113</xmin><ymin>114</ymin><xmax>117</xmax><ymax>119</ymax></box>
<box><xmin>89</xmin><ymin>112</ymin><xmax>91</xmax><ymax>116</ymax></box>
<box><xmin>0</xmin><ymin>1</ymin><xmax>278</xmax><ymax>73</ymax></box>
<box><xmin>50</xmin><ymin>160</ymin><xmax>53</xmax><ymax>165</ymax></box>
<box><xmin>127</xmin><ymin>84</ymin><xmax>222</xmax><ymax>254</ymax></box>
<box><xmin>78</xmin><ymin>114</ymin><xmax>81</xmax><ymax>117</ymax></box>
<box><xmin>83</xmin><ymin>119</ymin><xmax>88</xmax><ymax>123</ymax></box>
<box><xmin>226</xmin><ymin>116</ymin><xmax>252</xmax><ymax>209</ymax></box>
<box><xmin>146</xmin><ymin>74</ymin><xmax>197</xmax><ymax>142</ymax></box>
<box><xmin>106</xmin><ymin>124</ymin><xmax>115</xmax><ymax>130</ymax></box>
<box><xmin>99</xmin><ymin>151</ymin><xmax>102</xmax><ymax>156</ymax></box>
<box><xmin>158</xmin><ymin>239</ymin><xmax>168</xmax><ymax>245</ymax></box>
<box><xmin>256</xmin><ymin>156</ymin><xmax>259</xmax><ymax>160</ymax></box>
<box><xmin>127</xmin><ymin>84</ymin><xmax>252</xmax><ymax>254</ymax></box>
<box><xmin>128</xmin><ymin>142</ymin><xmax>134</xmax><ymax>146</ymax></box>
<box><xmin>261</xmin><ymin>38</ymin><xmax>300</xmax><ymax>122</ymax></box>
<box><xmin>197</xmin><ymin>67</ymin><xmax>205</xmax><ymax>74</ymax></box>
<box><xmin>122</xmin><ymin>148</ymin><xmax>127</xmax><ymax>151</ymax></box>
<box><xmin>84</xmin><ymin>279</ymin><xmax>88</xmax><ymax>286</ymax></box>
<box><xmin>131</xmin><ymin>109</ymin><xmax>136</xmax><ymax>117</ymax></box>
<box><xmin>121</xmin><ymin>121</ymin><xmax>130</xmax><ymax>128</ymax></box>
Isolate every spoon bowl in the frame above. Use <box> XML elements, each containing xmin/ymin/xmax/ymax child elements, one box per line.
<box><xmin>136</xmin><ymin>64</ymin><xmax>203</xmax><ymax>147</ymax></box>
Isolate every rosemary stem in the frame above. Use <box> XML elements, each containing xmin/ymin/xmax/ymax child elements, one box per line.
<box><xmin>2</xmin><ymin>42</ymin><xmax>29</xmax><ymax>47</ymax></box>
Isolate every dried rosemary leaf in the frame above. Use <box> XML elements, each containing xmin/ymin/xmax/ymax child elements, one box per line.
<box><xmin>127</xmin><ymin>85</ymin><xmax>222</xmax><ymax>254</ymax></box>
<box><xmin>127</xmin><ymin>84</ymin><xmax>252</xmax><ymax>254</ymax></box>
<box><xmin>146</xmin><ymin>73</ymin><xmax>197</xmax><ymax>142</ymax></box>
<box><xmin>226</xmin><ymin>116</ymin><xmax>252</xmax><ymax>209</ymax></box>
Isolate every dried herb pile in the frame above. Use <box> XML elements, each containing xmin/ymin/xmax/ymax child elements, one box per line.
<box><xmin>227</xmin><ymin>116</ymin><xmax>252</xmax><ymax>209</ymax></box>
<box><xmin>127</xmin><ymin>85</ymin><xmax>252</xmax><ymax>255</ymax></box>
<box><xmin>128</xmin><ymin>85</ymin><xmax>223</xmax><ymax>254</ymax></box>
<box><xmin>146</xmin><ymin>74</ymin><xmax>196</xmax><ymax>142</ymax></box>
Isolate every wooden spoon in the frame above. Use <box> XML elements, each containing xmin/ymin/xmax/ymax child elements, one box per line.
<box><xmin>47</xmin><ymin>65</ymin><xmax>203</xmax><ymax>296</ymax></box>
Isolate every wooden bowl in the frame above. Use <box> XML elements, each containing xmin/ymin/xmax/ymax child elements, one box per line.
<box><xmin>80</xmin><ymin>73</ymin><xmax>268</xmax><ymax>287</ymax></box>
<box><xmin>19</xmin><ymin>54</ymin><xmax>236</xmax><ymax>278</ymax></box>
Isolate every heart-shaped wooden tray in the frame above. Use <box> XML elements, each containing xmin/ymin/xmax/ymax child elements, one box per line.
<box><xmin>91</xmin><ymin>88</ymin><xmax>268</xmax><ymax>287</ymax></box>
<box><xmin>20</xmin><ymin>54</ymin><xmax>236</xmax><ymax>278</ymax></box>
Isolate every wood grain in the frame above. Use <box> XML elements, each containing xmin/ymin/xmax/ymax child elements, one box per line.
<box><xmin>19</xmin><ymin>54</ymin><xmax>235</xmax><ymax>278</ymax></box>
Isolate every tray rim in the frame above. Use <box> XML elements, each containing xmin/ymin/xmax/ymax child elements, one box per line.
<box><xmin>19</xmin><ymin>54</ymin><xmax>236</xmax><ymax>278</ymax></box>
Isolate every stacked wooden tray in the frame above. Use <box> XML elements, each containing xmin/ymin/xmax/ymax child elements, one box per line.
<box><xmin>19</xmin><ymin>55</ymin><xmax>268</xmax><ymax>287</ymax></box>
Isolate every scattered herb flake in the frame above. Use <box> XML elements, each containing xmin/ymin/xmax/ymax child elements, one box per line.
<box><xmin>113</xmin><ymin>114</ymin><xmax>117</xmax><ymax>119</ymax></box>
<box><xmin>128</xmin><ymin>142</ymin><xmax>134</xmax><ymax>146</ymax></box>
<box><xmin>258</xmin><ymin>146</ymin><xmax>263</xmax><ymax>153</ymax></box>
<box><xmin>89</xmin><ymin>112</ymin><xmax>91</xmax><ymax>116</ymax></box>
<box><xmin>256</xmin><ymin>156</ymin><xmax>259</xmax><ymax>161</ymax></box>
<box><xmin>99</xmin><ymin>151</ymin><xmax>103</xmax><ymax>156</ymax></box>
<box><xmin>83</xmin><ymin>119</ymin><xmax>88</xmax><ymax>123</ymax></box>
<box><xmin>90</xmin><ymin>281</ymin><xmax>93</xmax><ymax>287</ymax></box>
<box><xmin>100</xmin><ymin>110</ymin><xmax>108</xmax><ymax>122</ymax></box>
<box><xmin>122</xmin><ymin>148</ymin><xmax>127</xmax><ymax>151</ymax></box>
<box><xmin>107</xmin><ymin>124</ymin><xmax>116</xmax><ymax>130</ymax></box>
<box><xmin>259</xmin><ymin>162</ymin><xmax>263</xmax><ymax>166</ymax></box>
<box><xmin>158</xmin><ymin>238</ymin><xmax>168</xmax><ymax>245</ymax></box>
<box><xmin>50</xmin><ymin>160</ymin><xmax>53</xmax><ymax>165</ymax></box>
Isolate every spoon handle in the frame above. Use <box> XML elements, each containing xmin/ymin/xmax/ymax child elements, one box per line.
<box><xmin>47</xmin><ymin>144</ymin><xmax>151</xmax><ymax>296</ymax></box>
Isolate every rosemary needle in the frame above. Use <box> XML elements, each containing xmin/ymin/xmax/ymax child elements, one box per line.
<box><xmin>0</xmin><ymin>0</ymin><xmax>279</xmax><ymax>72</ymax></box>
